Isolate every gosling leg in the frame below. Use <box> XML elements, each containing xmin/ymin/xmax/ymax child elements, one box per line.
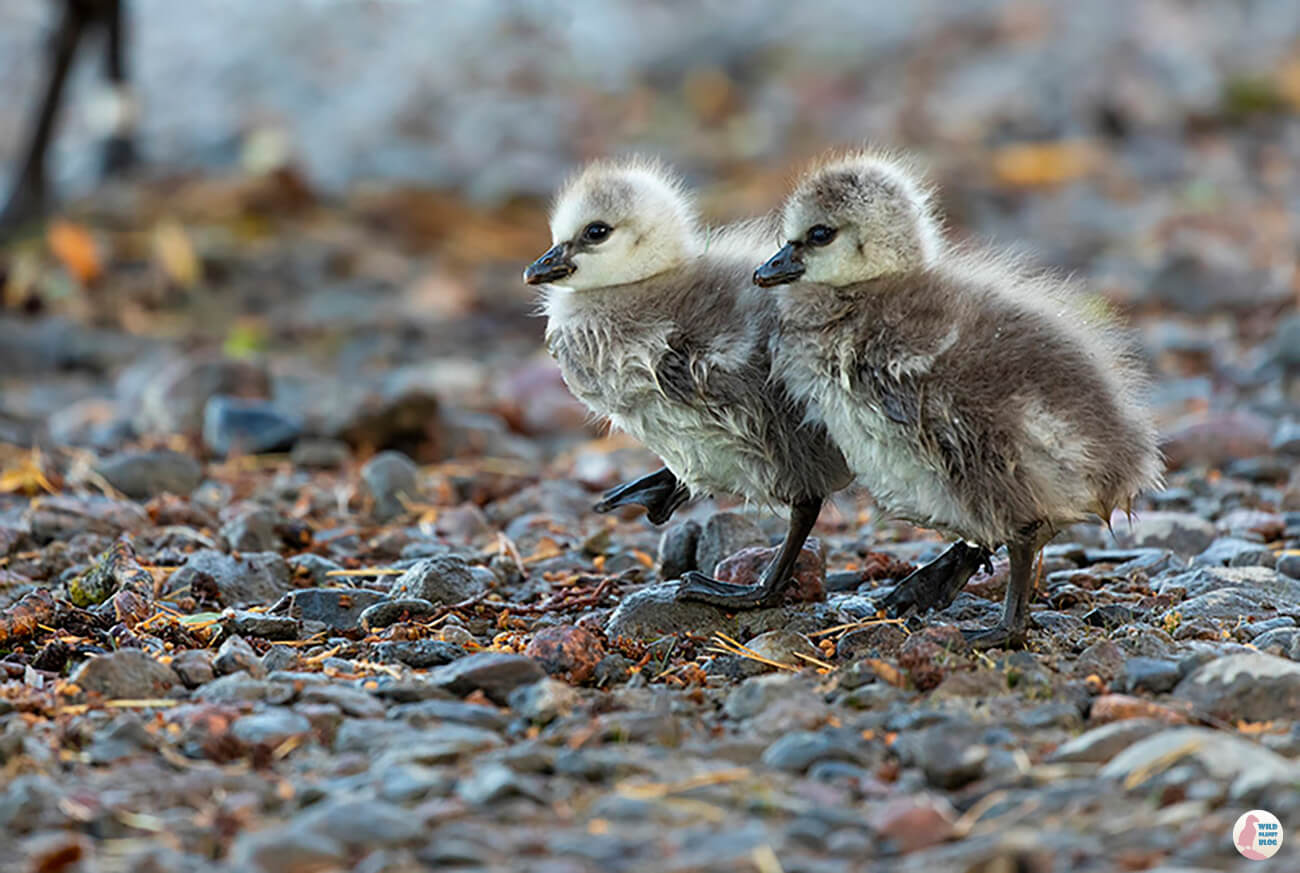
<box><xmin>963</xmin><ymin>523</ymin><xmax>1045</xmax><ymax>650</ymax></box>
<box><xmin>676</xmin><ymin>497</ymin><xmax>821</xmax><ymax>610</ymax></box>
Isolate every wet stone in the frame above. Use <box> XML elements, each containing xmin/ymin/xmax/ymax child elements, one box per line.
<box><xmin>389</xmin><ymin>555</ymin><xmax>484</xmax><ymax>604</ymax></box>
<box><xmin>70</xmin><ymin>649</ymin><xmax>178</xmax><ymax>699</ymax></box>
<box><xmin>277</xmin><ymin>587</ymin><xmax>385</xmax><ymax>630</ymax></box>
<box><xmin>94</xmin><ymin>449</ymin><xmax>202</xmax><ymax>500</ymax></box>
<box><xmin>362</xmin><ymin>450</ymin><xmax>420</xmax><ymax>521</ymax></box>
<box><xmin>695</xmin><ymin>512</ymin><xmax>767</xmax><ymax>576</ymax></box>
<box><xmin>203</xmin><ymin>395</ymin><xmax>302</xmax><ymax>456</ymax></box>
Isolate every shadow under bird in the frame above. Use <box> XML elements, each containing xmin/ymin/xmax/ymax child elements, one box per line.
<box><xmin>755</xmin><ymin>151</ymin><xmax>1164</xmax><ymax>647</ymax></box>
<box><xmin>523</xmin><ymin>157</ymin><xmax>853</xmax><ymax>609</ymax></box>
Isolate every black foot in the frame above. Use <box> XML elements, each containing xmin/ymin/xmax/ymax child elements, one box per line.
<box><xmin>675</xmin><ymin>571</ymin><xmax>786</xmax><ymax>610</ymax></box>
<box><xmin>962</xmin><ymin>622</ymin><xmax>1027</xmax><ymax>651</ymax></box>
<box><xmin>593</xmin><ymin>467</ymin><xmax>690</xmax><ymax>525</ymax></box>
<box><xmin>880</xmin><ymin>542</ymin><xmax>994</xmax><ymax>618</ymax></box>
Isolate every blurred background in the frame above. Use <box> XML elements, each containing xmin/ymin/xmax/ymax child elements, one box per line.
<box><xmin>2</xmin><ymin>0</ymin><xmax>1299</xmax><ymax>495</ymax></box>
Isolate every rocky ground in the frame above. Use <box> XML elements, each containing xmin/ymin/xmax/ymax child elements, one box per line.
<box><xmin>4</xmin><ymin>2</ymin><xmax>1300</xmax><ymax>873</ymax></box>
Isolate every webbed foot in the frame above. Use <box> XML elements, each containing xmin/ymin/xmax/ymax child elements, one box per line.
<box><xmin>880</xmin><ymin>541</ymin><xmax>994</xmax><ymax>617</ymax></box>
<box><xmin>593</xmin><ymin>467</ymin><xmax>690</xmax><ymax>525</ymax></box>
<box><xmin>675</xmin><ymin>570</ymin><xmax>787</xmax><ymax>610</ymax></box>
<box><xmin>962</xmin><ymin>622</ymin><xmax>1027</xmax><ymax>650</ymax></box>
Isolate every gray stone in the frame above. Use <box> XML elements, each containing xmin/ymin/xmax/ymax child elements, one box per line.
<box><xmin>1162</xmin><ymin>588</ymin><xmax>1272</xmax><ymax>623</ymax></box>
<box><xmin>604</xmin><ymin>583</ymin><xmax>839</xmax><ymax>641</ymax></box>
<box><xmin>276</xmin><ymin>587</ymin><xmax>385</xmax><ymax>630</ymax></box>
<box><xmin>740</xmin><ymin>630</ymin><xmax>823</xmax><ymax>673</ymax></box>
<box><xmin>285</xmin><ymin>553</ymin><xmax>344</xmax><ymax>585</ymax></box>
<box><xmin>360</xmin><ymin>597</ymin><xmax>440</xmax><ymax>629</ymax></box>
<box><xmin>260</xmin><ymin>645</ymin><xmax>299</xmax><ymax>673</ymax></box>
<box><xmin>193</xmin><ymin>674</ymin><xmax>295</xmax><ymax>705</ymax></box>
<box><xmin>1173</xmin><ymin>652</ymin><xmax>1300</xmax><ymax>721</ymax></box>
<box><xmin>362</xmin><ymin>450</ymin><xmax>420</xmax><ymax>521</ymax></box>
<box><xmin>1193</xmin><ymin>537</ymin><xmax>1275</xmax><ymax>568</ymax></box>
<box><xmin>1277</xmin><ymin>551</ymin><xmax>1300</xmax><ymax>580</ymax></box>
<box><xmin>1101</xmin><ymin>726</ymin><xmax>1300</xmax><ymax>799</ymax></box>
<box><xmin>389</xmin><ymin>555</ymin><xmax>485</xmax><ymax>604</ymax></box>
<box><xmin>136</xmin><ymin>357</ymin><xmax>271</xmax><ymax>436</ymax></box>
<box><xmin>761</xmin><ymin>730</ymin><xmax>858</xmax><ymax>773</ymax></box>
<box><xmin>657</xmin><ymin>520</ymin><xmax>700</xmax><ymax>580</ymax></box>
<box><xmin>203</xmin><ymin>395</ymin><xmax>302</xmax><ymax>456</ymax></box>
<box><xmin>170</xmin><ymin>649</ymin><xmax>216</xmax><ymax>688</ymax></box>
<box><xmin>70</xmin><ymin>650</ymin><xmax>177</xmax><ymax>699</ymax></box>
<box><xmin>372</xmin><ymin>639</ymin><xmax>466</xmax><ymax>668</ymax></box>
<box><xmin>220</xmin><ymin>507</ymin><xmax>279</xmax><ymax>552</ymax></box>
<box><xmin>1048</xmin><ymin>719</ymin><xmax>1168</xmax><ymax>764</ymax></box>
<box><xmin>508</xmin><ymin>678</ymin><xmax>582</xmax><ymax>724</ymax></box>
<box><xmin>167</xmin><ymin>549</ymin><xmax>292</xmax><ymax>608</ymax></box>
<box><xmin>431</xmin><ymin>652</ymin><xmax>546</xmax><ymax>705</ymax></box>
<box><xmin>94</xmin><ymin>450</ymin><xmax>202</xmax><ymax>500</ymax></box>
<box><xmin>1114</xmin><ymin>512</ymin><xmax>1216</xmax><ymax>555</ymax></box>
<box><xmin>1272</xmin><ymin>419</ymin><xmax>1300</xmax><ymax>455</ymax></box>
<box><xmin>390</xmin><ymin>699</ymin><xmax>510</xmax><ymax>731</ymax></box>
<box><xmin>1158</xmin><ymin>566</ymin><xmax>1300</xmax><ymax>603</ymax></box>
<box><xmin>215</xmin><ymin>635</ymin><xmax>266</xmax><ymax>677</ymax></box>
<box><xmin>227</xmin><ymin>824</ymin><xmax>347</xmax><ymax>873</ymax></box>
<box><xmin>455</xmin><ymin>762</ymin><xmax>544</xmax><ymax>806</ymax></box>
<box><xmin>1117</xmin><ymin>657</ymin><xmax>1182</xmax><ymax>694</ymax></box>
<box><xmin>87</xmin><ymin>714</ymin><xmax>156</xmax><ymax>763</ymax></box>
<box><xmin>695</xmin><ymin>512</ymin><xmax>767</xmax><ymax>576</ymax></box>
<box><xmin>895</xmin><ymin>724</ymin><xmax>988</xmax><ymax>790</ymax></box>
<box><xmin>225</xmin><ymin>610</ymin><xmax>301</xmax><ymax>641</ymax></box>
<box><xmin>231</xmin><ymin>709</ymin><xmax>312</xmax><ymax>746</ymax></box>
<box><xmin>1252</xmin><ymin>628</ymin><xmax>1300</xmax><ymax>658</ymax></box>
<box><xmin>290</xmin><ymin>437</ymin><xmax>352</xmax><ymax>469</ymax></box>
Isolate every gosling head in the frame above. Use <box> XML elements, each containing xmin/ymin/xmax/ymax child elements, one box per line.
<box><xmin>523</xmin><ymin>158</ymin><xmax>701</xmax><ymax>291</ymax></box>
<box><xmin>754</xmin><ymin>151</ymin><xmax>942</xmax><ymax>288</ymax></box>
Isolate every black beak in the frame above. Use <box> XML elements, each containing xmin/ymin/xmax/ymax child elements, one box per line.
<box><xmin>753</xmin><ymin>242</ymin><xmax>805</xmax><ymax>287</ymax></box>
<box><xmin>523</xmin><ymin>243</ymin><xmax>576</xmax><ymax>285</ymax></box>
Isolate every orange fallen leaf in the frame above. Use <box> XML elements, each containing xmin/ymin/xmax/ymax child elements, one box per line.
<box><xmin>992</xmin><ymin>140</ymin><xmax>1097</xmax><ymax>188</ymax></box>
<box><xmin>47</xmin><ymin>219</ymin><xmax>102</xmax><ymax>284</ymax></box>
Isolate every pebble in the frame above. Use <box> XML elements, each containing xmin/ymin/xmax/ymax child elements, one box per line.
<box><xmin>372</xmin><ymin>638</ymin><xmax>466</xmax><ymax>668</ymax></box>
<box><xmin>225</xmin><ymin>610</ymin><xmax>301</xmax><ymax>641</ymax></box>
<box><xmin>220</xmin><ymin>506</ymin><xmax>280</xmax><ymax>552</ymax></box>
<box><xmin>509</xmin><ymin>678</ymin><xmax>582</xmax><ymax>724</ymax></box>
<box><xmin>361</xmin><ymin>450</ymin><xmax>420</xmax><ymax>521</ymax></box>
<box><xmin>1048</xmin><ymin>719</ymin><xmax>1168</xmax><ymax>765</ymax></box>
<box><xmin>1117</xmin><ymin>657</ymin><xmax>1182</xmax><ymax>694</ymax></box>
<box><xmin>389</xmin><ymin>554</ymin><xmax>485</xmax><ymax>604</ymax></box>
<box><xmin>695</xmin><ymin>512</ymin><xmax>768</xmax><ymax>576</ymax></box>
<box><xmin>524</xmin><ymin>625</ymin><xmax>605</xmax><ymax>683</ymax></box>
<box><xmin>1115</xmin><ymin>512</ymin><xmax>1216</xmax><ymax>555</ymax></box>
<box><xmin>1193</xmin><ymin>537</ymin><xmax>1274</xmax><ymax>568</ymax></box>
<box><xmin>231</xmin><ymin>709</ymin><xmax>312</xmax><ymax>747</ymax></box>
<box><xmin>215</xmin><ymin>635</ymin><xmax>267</xmax><ymax>677</ymax></box>
<box><xmin>70</xmin><ymin>650</ymin><xmax>178</xmax><ymax>699</ymax></box>
<box><xmin>657</xmin><ymin>520</ymin><xmax>700</xmax><ymax>580</ymax></box>
<box><xmin>166</xmin><ymin>549</ymin><xmax>292</xmax><ymax>607</ymax></box>
<box><xmin>1173</xmin><ymin>652</ymin><xmax>1300</xmax><ymax>722</ymax></box>
<box><xmin>136</xmin><ymin>356</ymin><xmax>271</xmax><ymax>436</ymax></box>
<box><xmin>94</xmin><ymin>449</ymin><xmax>203</xmax><ymax>500</ymax></box>
<box><xmin>277</xmin><ymin>587</ymin><xmax>385</xmax><ymax>630</ymax></box>
<box><xmin>360</xmin><ymin>597</ymin><xmax>440</xmax><ymax>629</ymax></box>
<box><xmin>203</xmin><ymin>395</ymin><xmax>302</xmax><ymax>456</ymax></box>
<box><xmin>169</xmin><ymin>649</ymin><xmax>216</xmax><ymax>688</ymax></box>
<box><xmin>289</xmin><ymin>437</ymin><xmax>352</xmax><ymax>469</ymax></box>
<box><xmin>1100</xmin><ymin>726</ymin><xmax>1300</xmax><ymax>799</ymax></box>
<box><xmin>760</xmin><ymin>730</ymin><xmax>859</xmax><ymax>772</ymax></box>
<box><xmin>869</xmin><ymin>797</ymin><xmax>957</xmax><ymax>854</ymax></box>
<box><xmin>431</xmin><ymin>652</ymin><xmax>546</xmax><ymax>705</ymax></box>
<box><xmin>740</xmin><ymin>629</ymin><xmax>823</xmax><ymax>672</ymax></box>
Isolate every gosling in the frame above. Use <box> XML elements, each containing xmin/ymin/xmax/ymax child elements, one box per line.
<box><xmin>523</xmin><ymin>157</ymin><xmax>852</xmax><ymax>609</ymax></box>
<box><xmin>756</xmin><ymin>152</ymin><xmax>1163</xmax><ymax>647</ymax></box>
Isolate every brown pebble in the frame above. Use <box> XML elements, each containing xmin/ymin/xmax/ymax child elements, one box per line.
<box><xmin>1089</xmin><ymin>693</ymin><xmax>1192</xmax><ymax>725</ymax></box>
<box><xmin>525</xmin><ymin>624</ymin><xmax>605</xmax><ymax>683</ymax></box>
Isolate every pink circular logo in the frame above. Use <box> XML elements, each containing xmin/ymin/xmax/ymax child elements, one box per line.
<box><xmin>1233</xmin><ymin>810</ymin><xmax>1284</xmax><ymax>860</ymax></box>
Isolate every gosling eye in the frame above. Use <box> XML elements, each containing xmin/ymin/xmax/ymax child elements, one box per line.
<box><xmin>806</xmin><ymin>225</ymin><xmax>837</xmax><ymax>247</ymax></box>
<box><xmin>582</xmin><ymin>221</ymin><xmax>613</xmax><ymax>244</ymax></box>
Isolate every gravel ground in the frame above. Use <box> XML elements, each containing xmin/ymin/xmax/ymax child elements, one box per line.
<box><xmin>3</xmin><ymin>2</ymin><xmax>1300</xmax><ymax>872</ymax></box>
